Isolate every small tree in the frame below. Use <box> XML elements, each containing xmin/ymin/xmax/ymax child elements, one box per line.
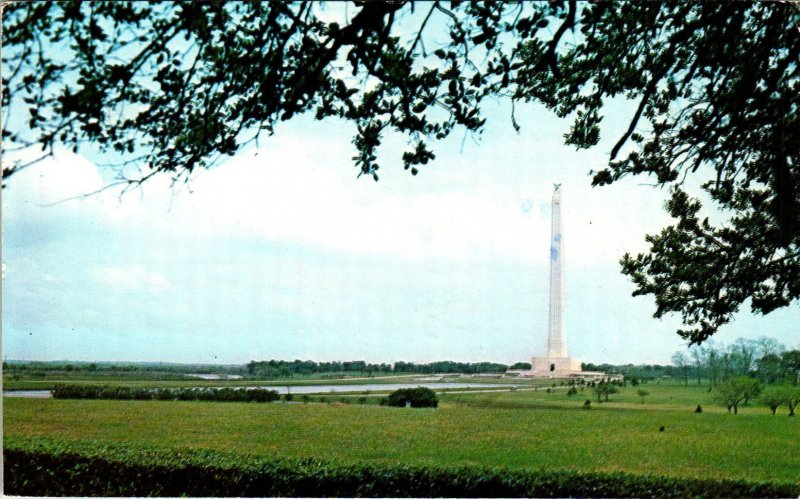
<box><xmin>637</xmin><ymin>389</ymin><xmax>650</xmax><ymax>404</ymax></box>
<box><xmin>760</xmin><ymin>389</ymin><xmax>785</xmax><ymax>415</ymax></box>
<box><xmin>715</xmin><ymin>377</ymin><xmax>762</xmax><ymax>415</ymax></box>
<box><xmin>593</xmin><ymin>384</ymin><xmax>619</xmax><ymax>402</ymax></box>
<box><xmin>778</xmin><ymin>385</ymin><xmax>800</xmax><ymax>416</ymax></box>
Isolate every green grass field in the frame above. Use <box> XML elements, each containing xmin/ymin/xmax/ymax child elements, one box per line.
<box><xmin>4</xmin><ymin>382</ymin><xmax>798</xmax><ymax>485</ymax></box>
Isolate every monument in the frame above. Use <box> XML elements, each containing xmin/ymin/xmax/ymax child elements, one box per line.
<box><xmin>530</xmin><ymin>184</ymin><xmax>584</xmax><ymax>377</ymax></box>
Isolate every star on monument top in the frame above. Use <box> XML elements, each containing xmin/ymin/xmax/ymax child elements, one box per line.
<box><xmin>554</xmin><ymin>183</ymin><xmax>561</xmax><ymax>191</ymax></box>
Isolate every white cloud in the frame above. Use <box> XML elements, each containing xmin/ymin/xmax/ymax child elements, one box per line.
<box><xmin>94</xmin><ymin>264</ymin><xmax>174</xmax><ymax>293</ymax></box>
<box><xmin>4</xmin><ymin>131</ymin><xmax>674</xmax><ymax>270</ymax></box>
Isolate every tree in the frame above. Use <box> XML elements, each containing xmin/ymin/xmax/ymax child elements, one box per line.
<box><xmin>593</xmin><ymin>383</ymin><xmax>619</xmax><ymax>403</ymax></box>
<box><xmin>781</xmin><ymin>350</ymin><xmax>800</xmax><ymax>385</ymax></box>
<box><xmin>714</xmin><ymin>377</ymin><xmax>762</xmax><ymax>415</ymax></box>
<box><xmin>689</xmin><ymin>345</ymin><xmax>704</xmax><ymax>385</ymax></box>
<box><xmin>780</xmin><ymin>385</ymin><xmax>800</xmax><ymax>416</ymax></box>
<box><xmin>3</xmin><ymin>2</ymin><xmax>798</xmax><ymax>343</ymax></box>
<box><xmin>760</xmin><ymin>388</ymin><xmax>785</xmax><ymax>416</ymax></box>
<box><xmin>636</xmin><ymin>389</ymin><xmax>650</xmax><ymax>404</ymax></box>
<box><xmin>756</xmin><ymin>353</ymin><xmax>785</xmax><ymax>385</ymax></box>
<box><xmin>671</xmin><ymin>352</ymin><xmax>690</xmax><ymax>386</ymax></box>
<box><xmin>728</xmin><ymin>339</ymin><xmax>758</xmax><ymax>378</ymax></box>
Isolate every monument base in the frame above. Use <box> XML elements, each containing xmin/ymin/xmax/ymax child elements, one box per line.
<box><xmin>531</xmin><ymin>356</ymin><xmax>583</xmax><ymax>377</ymax></box>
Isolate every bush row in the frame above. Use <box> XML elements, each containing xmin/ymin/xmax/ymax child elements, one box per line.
<box><xmin>4</xmin><ymin>437</ymin><xmax>798</xmax><ymax>497</ymax></box>
<box><xmin>51</xmin><ymin>384</ymin><xmax>280</xmax><ymax>403</ymax></box>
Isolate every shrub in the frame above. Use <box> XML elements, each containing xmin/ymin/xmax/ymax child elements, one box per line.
<box><xmin>694</xmin><ymin>404</ymin><xmax>703</xmax><ymax>413</ymax></box>
<box><xmin>583</xmin><ymin>399</ymin><xmax>591</xmax><ymax>410</ymax></box>
<box><xmin>385</xmin><ymin>387</ymin><xmax>438</xmax><ymax>408</ymax></box>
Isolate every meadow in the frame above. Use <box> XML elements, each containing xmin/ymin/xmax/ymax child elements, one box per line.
<box><xmin>4</xmin><ymin>381</ymin><xmax>798</xmax><ymax>487</ymax></box>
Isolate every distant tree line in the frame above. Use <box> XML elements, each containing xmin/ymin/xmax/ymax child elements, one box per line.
<box><xmin>3</xmin><ymin>361</ymin><xmax>244</xmax><ymax>376</ymax></box>
<box><xmin>581</xmin><ymin>362</ymin><xmax>676</xmax><ymax>380</ymax></box>
<box><xmin>244</xmin><ymin>360</ymin><xmax>512</xmax><ymax>378</ymax></box>
<box><xmin>671</xmin><ymin>337</ymin><xmax>800</xmax><ymax>387</ymax></box>
<box><xmin>666</xmin><ymin>337</ymin><xmax>800</xmax><ymax>417</ymax></box>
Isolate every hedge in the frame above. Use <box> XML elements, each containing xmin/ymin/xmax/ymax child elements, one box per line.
<box><xmin>51</xmin><ymin>384</ymin><xmax>280</xmax><ymax>403</ymax></box>
<box><xmin>4</xmin><ymin>437</ymin><xmax>798</xmax><ymax>497</ymax></box>
<box><xmin>383</xmin><ymin>387</ymin><xmax>438</xmax><ymax>408</ymax></box>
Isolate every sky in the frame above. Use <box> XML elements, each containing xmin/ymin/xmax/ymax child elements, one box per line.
<box><xmin>4</xmin><ymin>93</ymin><xmax>798</xmax><ymax>367</ymax></box>
<box><xmin>3</xmin><ymin>3</ymin><xmax>799</xmax><ymax>366</ymax></box>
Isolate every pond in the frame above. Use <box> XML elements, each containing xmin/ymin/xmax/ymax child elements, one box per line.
<box><xmin>3</xmin><ymin>382</ymin><xmax>507</xmax><ymax>399</ymax></box>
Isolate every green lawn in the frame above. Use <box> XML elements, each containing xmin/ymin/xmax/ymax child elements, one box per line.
<box><xmin>4</xmin><ymin>384</ymin><xmax>798</xmax><ymax>485</ymax></box>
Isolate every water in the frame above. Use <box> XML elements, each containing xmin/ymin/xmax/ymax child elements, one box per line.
<box><xmin>262</xmin><ymin>382</ymin><xmax>500</xmax><ymax>394</ymax></box>
<box><xmin>3</xmin><ymin>382</ymin><xmax>506</xmax><ymax>399</ymax></box>
<box><xmin>4</xmin><ymin>390</ymin><xmax>52</xmax><ymax>398</ymax></box>
<box><xmin>186</xmin><ymin>374</ymin><xmax>243</xmax><ymax>380</ymax></box>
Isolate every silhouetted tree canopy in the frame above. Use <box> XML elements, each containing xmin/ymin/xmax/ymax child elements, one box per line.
<box><xmin>3</xmin><ymin>1</ymin><xmax>798</xmax><ymax>343</ymax></box>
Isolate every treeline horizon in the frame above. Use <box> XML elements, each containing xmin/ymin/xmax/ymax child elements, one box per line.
<box><xmin>670</xmin><ymin>337</ymin><xmax>800</xmax><ymax>386</ymax></box>
<box><xmin>4</xmin><ymin>358</ymin><xmax>683</xmax><ymax>379</ymax></box>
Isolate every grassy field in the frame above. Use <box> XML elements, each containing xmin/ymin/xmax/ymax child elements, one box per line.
<box><xmin>4</xmin><ymin>382</ymin><xmax>798</xmax><ymax>485</ymax></box>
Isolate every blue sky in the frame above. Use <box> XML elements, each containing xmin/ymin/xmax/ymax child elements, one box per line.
<box><xmin>3</xmin><ymin>93</ymin><xmax>799</xmax><ymax>365</ymax></box>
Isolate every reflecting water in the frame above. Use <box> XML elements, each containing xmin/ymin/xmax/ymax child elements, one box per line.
<box><xmin>186</xmin><ymin>374</ymin><xmax>243</xmax><ymax>380</ymax></box>
<box><xmin>3</xmin><ymin>382</ymin><xmax>506</xmax><ymax>399</ymax></box>
<box><xmin>4</xmin><ymin>390</ymin><xmax>52</xmax><ymax>398</ymax></box>
<box><xmin>263</xmin><ymin>382</ymin><xmax>500</xmax><ymax>394</ymax></box>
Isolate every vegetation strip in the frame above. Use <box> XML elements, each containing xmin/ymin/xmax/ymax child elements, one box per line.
<box><xmin>5</xmin><ymin>437</ymin><xmax>798</xmax><ymax>498</ymax></box>
<box><xmin>51</xmin><ymin>384</ymin><xmax>281</xmax><ymax>403</ymax></box>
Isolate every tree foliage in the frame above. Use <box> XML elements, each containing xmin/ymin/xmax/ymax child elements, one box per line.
<box><xmin>3</xmin><ymin>1</ymin><xmax>798</xmax><ymax>342</ymax></box>
<box><xmin>682</xmin><ymin>338</ymin><xmax>799</xmax><ymax>386</ymax></box>
<box><xmin>760</xmin><ymin>388</ymin><xmax>785</xmax><ymax>415</ymax></box>
<box><xmin>593</xmin><ymin>382</ymin><xmax>618</xmax><ymax>402</ymax></box>
<box><xmin>384</xmin><ymin>387</ymin><xmax>438</xmax><ymax>408</ymax></box>
<box><xmin>714</xmin><ymin>377</ymin><xmax>762</xmax><ymax>415</ymax></box>
<box><xmin>780</xmin><ymin>384</ymin><xmax>800</xmax><ymax>416</ymax></box>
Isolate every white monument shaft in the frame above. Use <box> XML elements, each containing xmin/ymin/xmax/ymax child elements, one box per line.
<box><xmin>531</xmin><ymin>184</ymin><xmax>582</xmax><ymax>376</ymax></box>
<box><xmin>547</xmin><ymin>187</ymin><xmax>567</xmax><ymax>358</ymax></box>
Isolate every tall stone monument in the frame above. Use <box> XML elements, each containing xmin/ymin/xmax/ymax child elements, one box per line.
<box><xmin>531</xmin><ymin>184</ymin><xmax>583</xmax><ymax>376</ymax></box>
